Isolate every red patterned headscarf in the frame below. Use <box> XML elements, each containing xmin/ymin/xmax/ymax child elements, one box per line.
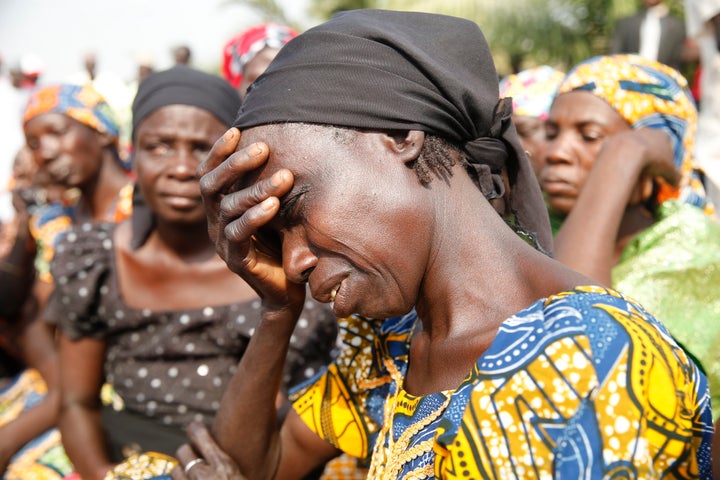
<box><xmin>221</xmin><ymin>22</ymin><xmax>298</xmax><ymax>89</ymax></box>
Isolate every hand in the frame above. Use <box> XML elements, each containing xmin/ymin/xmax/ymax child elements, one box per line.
<box><xmin>171</xmin><ymin>423</ymin><xmax>246</xmax><ymax>480</ymax></box>
<box><xmin>198</xmin><ymin>128</ymin><xmax>306</xmax><ymax>314</ymax></box>
<box><xmin>594</xmin><ymin>127</ymin><xmax>680</xmax><ymax>208</ymax></box>
<box><xmin>0</xmin><ymin>444</ymin><xmax>11</xmax><ymax>476</ymax></box>
<box><xmin>601</xmin><ymin>127</ymin><xmax>680</xmax><ymax>187</ymax></box>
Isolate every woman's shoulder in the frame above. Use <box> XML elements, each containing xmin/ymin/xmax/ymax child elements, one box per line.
<box><xmin>499</xmin><ymin>285</ymin><xmax>665</xmax><ymax>353</ymax></box>
<box><xmin>47</xmin><ymin>222</ymin><xmax>119</xmax><ymax>336</ymax></box>
<box><xmin>52</xmin><ymin>221</ymin><xmax>116</xmax><ymax>271</ymax></box>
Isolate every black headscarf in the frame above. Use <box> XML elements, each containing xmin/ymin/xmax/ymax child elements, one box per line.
<box><xmin>132</xmin><ymin>65</ymin><xmax>241</xmax><ymax>140</ymax></box>
<box><xmin>234</xmin><ymin>9</ymin><xmax>552</xmax><ymax>253</ymax></box>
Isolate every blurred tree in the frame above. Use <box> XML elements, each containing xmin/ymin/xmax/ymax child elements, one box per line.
<box><xmin>304</xmin><ymin>0</ymin><xmax>687</xmax><ymax>75</ymax></box>
<box><xmin>309</xmin><ymin>0</ymin><xmax>379</xmax><ymax>19</ymax></box>
<box><xmin>223</xmin><ymin>0</ymin><xmax>291</xmax><ymax>24</ymax></box>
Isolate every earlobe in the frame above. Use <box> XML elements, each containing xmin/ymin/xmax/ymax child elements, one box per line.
<box><xmin>98</xmin><ymin>132</ymin><xmax>115</xmax><ymax>148</ymax></box>
<box><xmin>380</xmin><ymin>130</ymin><xmax>425</xmax><ymax>164</ymax></box>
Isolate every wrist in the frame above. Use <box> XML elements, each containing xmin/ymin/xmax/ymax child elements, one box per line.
<box><xmin>94</xmin><ymin>463</ymin><xmax>115</xmax><ymax>480</ymax></box>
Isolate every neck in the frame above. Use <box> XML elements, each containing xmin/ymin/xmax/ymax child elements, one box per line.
<box><xmin>645</xmin><ymin>3</ymin><xmax>669</xmax><ymax>17</ymax></box>
<box><xmin>77</xmin><ymin>151</ymin><xmax>128</xmax><ymax>222</ymax></box>
<box><xmin>151</xmin><ymin>219</ymin><xmax>216</xmax><ymax>263</ymax></box>
<box><xmin>414</xmin><ymin>174</ymin><xmax>579</xmax><ymax>344</ymax></box>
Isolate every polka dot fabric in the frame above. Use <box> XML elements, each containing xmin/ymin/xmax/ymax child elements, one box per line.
<box><xmin>46</xmin><ymin>221</ymin><xmax>338</xmax><ymax>428</ymax></box>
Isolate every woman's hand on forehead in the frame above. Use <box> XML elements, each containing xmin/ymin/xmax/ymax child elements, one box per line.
<box><xmin>199</xmin><ymin>127</ymin><xmax>305</xmax><ymax>315</ymax></box>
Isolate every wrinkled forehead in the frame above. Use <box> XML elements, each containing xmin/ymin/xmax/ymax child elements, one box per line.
<box><xmin>235</xmin><ymin>122</ymin><xmax>343</xmax><ymax>191</ymax></box>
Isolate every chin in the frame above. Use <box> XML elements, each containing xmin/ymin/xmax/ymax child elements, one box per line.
<box><xmin>546</xmin><ymin>200</ymin><xmax>573</xmax><ymax>218</ymax></box>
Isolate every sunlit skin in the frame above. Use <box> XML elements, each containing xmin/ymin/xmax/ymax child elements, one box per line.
<box><xmin>238</xmin><ymin>47</ymin><xmax>280</xmax><ymax>100</ymax></box>
<box><xmin>186</xmin><ymin>125</ymin><xmax>589</xmax><ymax>480</ymax></box>
<box><xmin>227</xmin><ymin>125</ymin><xmax>434</xmax><ymax>321</ymax></box>
<box><xmin>134</xmin><ymin>105</ymin><xmax>227</xmax><ymax>226</ymax></box>
<box><xmin>513</xmin><ymin>114</ymin><xmax>548</xmax><ymax>179</ymax></box>
<box><xmin>540</xmin><ymin>90</ymin><xmax>633</xmax><ymax>217</ymax></box>
<box><xmin>24</xmin><ymin>113</ymin><xmax>112</xmax><ymax>190</ymax></box>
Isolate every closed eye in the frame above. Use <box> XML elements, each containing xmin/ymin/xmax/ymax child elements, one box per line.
<box><xmin>278</xmin><ymin>186</ymin><xmax>309</xmax><ymax>225</ymax></box>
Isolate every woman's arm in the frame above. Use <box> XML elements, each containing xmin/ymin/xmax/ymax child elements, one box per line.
<box><xmin>211</xmin><ymin>313</ymin><xmax>339</xmax><ymax>480</ymax></box>
<box><xmin>553</xmin><ymin>128</ymin><xmax>677</xmax><ymax>285</ymax></box>
<box><xmin>0</xmin><ymin>314</ymin><xmax>59</xmax><ymax>473</ymax></box>
<box><xmin>197</xmin><ymin>129</ymin><xmax>337</xmax><ymax>479</ymax></box>
<box><xmin>0</xmin><ymin>213</ymin><xmax>37</xmax><ymax>319</ymax></box>
<box><xmin>57</xmin><ymin>333</ymin><xmax>113</xmax><ymax>480</ymax></box>
<box><xmin>0</xmin><ymin>278</ymin><xmax>58</xmax><ymax>473</ymax></box>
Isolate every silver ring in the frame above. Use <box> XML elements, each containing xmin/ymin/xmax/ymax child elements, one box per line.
<box><xmin>183</xmin><ymin>458</ymin><xmax>205</xmax><ymax>475</ymax></box>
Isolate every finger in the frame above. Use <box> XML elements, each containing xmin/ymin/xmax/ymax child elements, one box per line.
<box><xmin>201</xmin><ymin>141</ymin><xmax>270</xmax><ymax>246</ymax></box>
<box><xmin>185</xmin><ymin>422</ymin><xmax>230</xmax><ymax>468</ymax></box>
<box><xmin>219</xmin><ymin>168</ymin><xmax>294</xmax><ymax>223</ymax></box>
<box><xmin>224</xmin><ymin>197</ymin><xmax>280</xmax><ymax>244</ymax></box>
<box><xmin>197</xmin><ymin>128</ymin><xmax>241</xmax><ymax>178</ymax></box>
<box><xmin>199</xmin><ymin>141</ymin><xmax>270</xmax><ymax>203</ymax></box>
<box><xmin>175</xmin><ymin>443</ymin><xmax>201</xmax><ymax>466</ymax></box>
<box><xmin>170</xmin><ymin>464</ymin><xmax>188</xmax><ymax>480</ymax></box>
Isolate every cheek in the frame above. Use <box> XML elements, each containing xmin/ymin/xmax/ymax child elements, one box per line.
<box><xmin>576</xmin><ymin>146</ymin><xmax>601</xmax><ymax>182</ymax></box>
<box><xmin>307</xmin><ymin>191</ymin><xmax>429</xmax><ymax>274</ymax></box>
<box><xmin>65</xmin><ymin>132</ymin><xmax>103</xmax><ymax>165</ymax></box>
<box><xmin>134</xmin><ymin>161</ymin><xmax>161</xmax><ymax>195</ymax></box>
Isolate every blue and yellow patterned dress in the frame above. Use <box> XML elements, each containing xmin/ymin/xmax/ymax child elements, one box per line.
<box><xmin>291</xmin><ymin>286</ymin><xmax>713</xmax><ymax>479</ymax></box>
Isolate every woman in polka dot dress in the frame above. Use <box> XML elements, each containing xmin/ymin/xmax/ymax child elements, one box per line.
<box><xmin>45</xmin><ymin>66</ymin><xmax>337</xmax><ymax>480</ymax></box>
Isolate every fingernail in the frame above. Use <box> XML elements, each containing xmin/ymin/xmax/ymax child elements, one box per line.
<box><xmin>222</xmin><ymin>129</ymin><xmax>235</xmax><ymax>142</ymax></box>
<box><xmin>261</xmin><ymin>198</ymin><xmax>276</xmax><ymax>211</ymax></box>
<box><xmin>270</xmin><ymin>170</ymin><xmax>285</xmax><ymax>187</ymax></box>
<box><xmin>251</xmin><ymin>143</ymin><xmax>265</xmax><ymax>156</ymax></box>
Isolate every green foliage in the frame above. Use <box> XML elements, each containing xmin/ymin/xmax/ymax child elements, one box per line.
<box><xmin>309</xmin><ymin>0</ymin><xmax>379</xmax><ymax>19</ymax></box>
<box><xmin>221</xmin><ymin>0</ymin><xmax>290</xmax><ymax>23</ymax></box>
<box><xmin>302</xmin><ymin>0</ymin><xmax>689</xmax><ymax>75</ymax></box>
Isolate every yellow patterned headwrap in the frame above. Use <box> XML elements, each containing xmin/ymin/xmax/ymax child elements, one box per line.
<box><xmin>23</xmin><ymin>84</ymin><xmax>119</xmax><ymax>143</ymax></box>
<box><xmin>557</xmin><ymin>54</ymin><xmax>707</xmax><ymax>209</ymax></box>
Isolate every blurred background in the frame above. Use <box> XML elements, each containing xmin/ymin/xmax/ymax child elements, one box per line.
<box><xmin>0</xmin><ymin>0</ymin><xmax>692</xmax><ymax>84</ymax></box>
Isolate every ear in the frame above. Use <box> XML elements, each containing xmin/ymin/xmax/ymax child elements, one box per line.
<box><xmin>379</xmin><ymin>130</ymin><xmax>425</xmax><ymax>165</ymax></box>
<box><xmin>97</xmin><ymin>131</ymin><xmax>116</xmax><ymax>148</ymax></box>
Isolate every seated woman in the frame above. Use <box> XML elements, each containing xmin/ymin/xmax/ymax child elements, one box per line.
<box><xmin>542</xmin><ymin>54</ymin><xmax>720</xmax><ymax>414</ymax></box>
<box><xmin>0</xmin><ymin>84</ymin><xmax>134</xmax><ymax>479</ymax></box>
<box><xmin>172</xmin><ymin>10</ymin><xmax>711</xmax><ymax>479</ymax></box>
<box><xmin>45</xmin><ymin>65</ymin><xmax>337</xmax><ymax>480</ymax></box>
<box><xmin>499</xmin><ymin>65</ymin><xmax>566</xmax><ymax>235</ymax></box>
<box><xmin>498</xmin><ymin>65</ymin><xmax>565</xmax><ymax>179</ymax></box>
<box><xmin>0</xmin><ymin>146</ymin><xmax>38</xmax><ymax>381</ymax></box>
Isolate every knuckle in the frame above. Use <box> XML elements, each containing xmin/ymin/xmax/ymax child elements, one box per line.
<box><xmin>224</xmin><ymin>218</ymin><xmax>246</xmax><ymax>242</ymax></box>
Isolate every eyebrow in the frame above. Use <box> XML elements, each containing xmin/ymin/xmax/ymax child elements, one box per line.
<box><xmin>547</xmin><ymin>119</ymin><xmax>608</xmax><ymax>129</ymax></box>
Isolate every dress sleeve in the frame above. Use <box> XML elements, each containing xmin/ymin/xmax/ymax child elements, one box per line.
<box><xmin>290</xmin><ymin>313</ymin><xmax>415</xmax><ymax>463</ymax></box>
<box><xmin>44</xmin><ymin>222</ymin><xmax>116</xmax><ymax>340</ymax></box>
<box><xmin>29</xmin><ymin>203</ymin><xmax>74</xmax><ymax>283</ymax></box>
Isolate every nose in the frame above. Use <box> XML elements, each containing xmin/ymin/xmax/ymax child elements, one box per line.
<box><xmin>34</xmin><ymin>135</ymin><xmax>60</xmax><ymax>167</ymax></box>
<box><xmin>544</xmin><ymin>133</ymin><xmax>574</xmax><ymax>167</ymax></box>
<box><xmin>282</xmin><ymin>228</ymin><xmax>317</xmax><ymax>284</ymax></box>
<box><xmin>169</xmin><ymin>146</ymin><xmax>199</xmax><ymax>180</ymax></box>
